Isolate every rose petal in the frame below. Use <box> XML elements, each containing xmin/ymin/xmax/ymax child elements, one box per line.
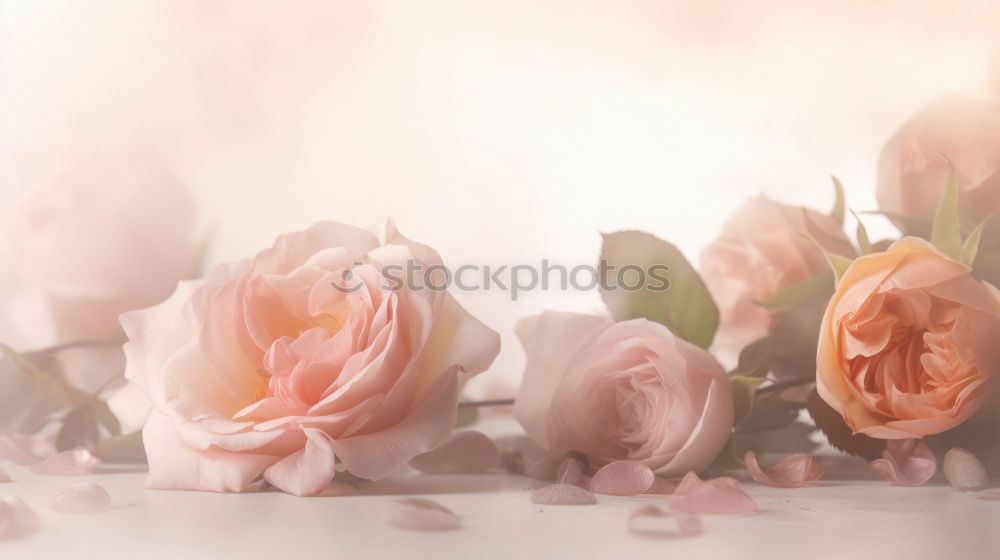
<box><xmin>942</xmin><ymin>448</ymin><xmax>989</xmax><ymax>491</ymax></box>
<box><xmin>744</xmin><ymin>450</ymin><xmax>824</xmax><ymax>488</ymax></box>
<box><xmin>627</xmin><ymin>504</ymin><xmax>703</xmax><ymax>537</ymax></box>
<box><xmin>646</xmin><ymin>477</ymin><xmax>679</xmax><ymax>495</ymax></box>
<box><xmin>49</xmin><ymin>483</ymin><xmax>111</xmax><ymax>514</ymax></box>
<box><xmin>494</xmin><ymin>436</ymin><xmax>559</xmax><ymax>480</ymax></box>
<box><xmin>589</xmin><ymin>461</ymin><xmax>655</xmax><ymax>496</ymax></box>
<box><xmin>531</xmin><ymin>483</ymin><xmax>597</xmax><ymax>505</ymax></box>
<box><xmin>32</xmin><ymin>448</ymin><xmax>101</xmax><ymax>476</ymax></box>
<box><xmin>556</xmin><ymin>456</ymin><xmax>589</xmax><ymax>488</ymax></box>
<box><xmin>0</xmin><ymin>434</ymin><xmax>56</xmax><ymax>465</ymax></box>
<box><xmin>383</xmin><ymin>498</ymin><xmax>460</xmax><ymax>531</ymax></box>
<box><xmin>0</xmin><ymin>468</ymin><xmax>9</xmax><ymax>483</ymax></box>
<box><xmin>870</xmin><ymin>439</ymin><xmax>936</xmax><ymax>487</ymax></box>
<box><xmin>671</xmin><ymin>472</ymin><xmax>757</xmax><ymax>514</ymax></box>
<box><xmin>976</xmin><ymin>489</ymin><xmax>1000</xmax><ymax>501</ymax></box>
<box><xmin>408</xmin><ymin>431</ymin><xmax>501</xmax><ymax>475</ymax></box>
<box><xmin>0</xmin><ymin>496</ymin><xmax>40</xmax><ymax>540</ymax></box>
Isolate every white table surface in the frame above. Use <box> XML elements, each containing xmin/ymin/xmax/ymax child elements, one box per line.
<box><xmin>2</xmin><ymin>420</ymin><xmax>998</xmax><ymax>560</ymax></box>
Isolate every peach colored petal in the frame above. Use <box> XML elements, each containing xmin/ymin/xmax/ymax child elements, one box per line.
<box><xmin>408</xmin><ymin>431</ymin><xmax>501</xmax><ymax>475</ymax></box>
<box><xmin>383</xmin><ymin>498</ymin><xmax>460</xmax><ymax>531</ymax></box>
<box><xmin>627</xmin><ymin>504</ymin><xmax>703</xmax><ymax>537</ymax></box>
<box><xmin>32</xmin><ymin>448</ymin><xmax>101</xmax><ymax>476</ymax></box>
<box><xmin>589</xmin><ymin>460</ymin><xmax>655</xmax><ymax>496</ymax></box>
<box><xmin>672</xmin><ymin>472</ymin><xmax>757</xmax><ymax>514</ymax></box>
<box><xmin>0</xmin><ymin>434</ymin><xmax>56</xmax><ymax>465</ymax></box>
<box><xmin>0</xmin><ymin>496</ymin><xmax>40</xmax><ymax>540</ymax></box>
<box><xmin>262</xmin><ymin>429</ymin><xmax>337</xmax><ymax>497</ymax></box>
<box><xmin>49</xmin><ymin>483</ymin><xmax>111</xmax><ymax>514</ymax></box>
<box><xmin>531</xmin><ymin>483</ymin><xmax>597</xmax><ymax>505</ymax></box>
<box><xmin>870</xmin><ymin>439</ymin><xmax>936</xmax><ymax>487</ymax></box>
<box><xmin>744</xmin><ymin>451</ymin><xmax>824</xmax><ymax>488</ymax></box>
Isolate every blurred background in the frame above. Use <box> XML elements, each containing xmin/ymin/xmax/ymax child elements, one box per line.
<box><xmin>1</xmin><ymin>0</ymin><xmax>998</xmax><ymax>395</ymax></box>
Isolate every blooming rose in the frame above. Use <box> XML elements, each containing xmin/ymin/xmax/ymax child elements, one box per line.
<box><xmin>514</xmin><ymin>312</ymin><xmax>733</xmax><ymax>477</ymax></box>
<box><xmin>122</xmin><ymin>221</ymin><xmax>500</xmax><ymax>495</ymax></box>
<box><xmin>877</xmin><ymin>95</ymin><xmax>1000</xmax><ymax>229</ymax></box>
<box><xmin>699</xmin><ymin>195</ymin><xmax>854</xmax><ymax>357</ymax></box>
<box><xmin>817</xmin><ymin>237</ymin><xmax>1000</xmax><ymax>439</ymax></box>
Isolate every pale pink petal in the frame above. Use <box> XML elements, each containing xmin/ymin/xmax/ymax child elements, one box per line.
<box><xmin>317</xmin><ymin>481</ymin><xmax>359</xmax><ymax>497</ymax></box>
<box><xmin>408</xmin><ymin>431</ymin><xmax>500</xmax><ymax>475</ymax></box>
<box><xmin>744</xmin><ymin>451</ymin><xmax>825</xmax><ymax>488</ymax></box>
<box><xmin>870</xmin><ymin>439</ymin><xmax>936</xmax><ymax>487</ymax></box>
<box><xmin>627</xmin><ymin>504</ymin><xmax>703</xmax><ymax>537</ymax></box>
<box><xmin>32</xmin><ymin>448</ymin><xmax>101</xmax><ymax>475</ymax></box>
<box><xmin>383</xmin><ymin>498</ymin><xmax>460</xmax><ymax>531</ymax></box>
<box><xmin>646</xmin><ymin>477</ymin><xmax>679</xmax><ymax>495</ymax></box>
<box><xmin>556</xmin><ymin>456</ymin><xmax>589</xmax><ymax>488</ymax></box>
<box><xmin>589</xmin><ymin>461</ymin><xmax>655</xmax><ymax>496</ymax></box>
<box><xmin>0</xmin><ymin>496</ymin><xmax>40</xmax><ymax>540</ymax></box>
<box><xmin>531</xmin><ymin>483</ymin><xmax>597</xmax><ymax>505</ymax></box>
<box><xmin>263</xmin><ymin>429</ymin><xmax>337</xmax><ymax>497</ymax></box>
<box><xmin>671</xmin><ymin>472</ymin><xmax>757</xmax><ymax>514</ymax></box>
<box><xmin>0</xmin><ymin>434</ymin><xmax>56</xmax><ymax>465</ymax></box>
<box><xmin>49</xmin><ymin>483</ymin><xmax>111</xmax><ymax>514</ymax></box>
<box><xmin>942</xmin><ymin>448</ymin><xmax>989</xmax><ymax>491</ymax></box>
<box><xmin>0</xmin><ymin>468</ymin><xmax>9</xmax><ymax>483</ymax></box>
<box><xmin>495</xmin><ymin>436</ymin><xmax>560</xmax><ymax>480</ymax></box>
<box><xmin>976</xmin><ymin>489</ymin><xmax>1000</xmax><ymax>501</ymax></box>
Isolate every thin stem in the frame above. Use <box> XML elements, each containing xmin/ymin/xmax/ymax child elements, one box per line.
<box><xmin>458</xmin><ymin>398</ymin><xmax>514</xmax><ymax>409</ymax></box>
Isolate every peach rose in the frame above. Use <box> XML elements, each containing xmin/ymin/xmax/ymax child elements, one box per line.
<box><xmin>817</xmin><ymin>237</ymin><xmax>1000</xmax><ymax>439</ymax></box>
<box><xmin>700</xmin><ymin>195</ymin><xmax>854</xmax><ymax>357</ymax></box>
<box><xmin>514</xmin><ymin>312</ymin><xmax>733</xmax><ymax>477</ymax></box>
<box><xmin>877</xmin><ymin>95</ymin><xmax>1000</xmax><ymax>228</ymax></box>
<box><xmin>123</xmin><ymin>221</ymin><xmax>499</xmax><ymax>495</ymax></box>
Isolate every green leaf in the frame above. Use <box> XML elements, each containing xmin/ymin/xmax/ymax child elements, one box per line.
<box><xmin>755</xmin><ymin>274</ymin><xmax>833</xmax><ymax>310</ymax></box>
<box><xmin>731</xmin><ymin>375</ymin><xmax>766</xmax><ymax>426</ymax></box>
<box><xmin>830</xmin><ymin>176</ymin><xmax>846</xmax><ymax>225</ymax></box>
<box><xmin>799</xmin><ymin>232</ymin><xmax>853</xmax><ymax>283</ymax></box>
<box><xmin>930</xmin><ymin>164</ymin><xmax>963</xmax><ymax>260</ymax></box>
<box><xmin>960</xmin><ymin>213</ymin><xmax>993</xmax><ymax>266</ymax></box>
<box><xmin>599</xmin><ymin>231</ymin><xmax>718</xmax><ymax>348</ymax></box>
<box><xmin>731</xmin><ymin>336</ymin><xmax>774</xmax><ymax>378</ymax></box>
<box><xmin>849</xmin><ymin>209</ymin><xmax>873</xmax><ymax>255</ymax></box>
<box><xmin>805</xmin><ymin>390</ymin><xmax>884</xmax><ymax>460</ymax></box>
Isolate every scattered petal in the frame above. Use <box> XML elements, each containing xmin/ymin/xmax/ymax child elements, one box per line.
<box><xmin>494</xmin><ymin>436</ymin><xmax>559</xmax><ymax>480</ymax></box>
<box><xmin>870</xmin><ymin>439</ymin><xmax>936</xmax><ymax>487</ymax></box>
<box><xmin>383</xmin><ymin>498</ymin><xmax>460</xmax><ymax>531</ymax></box>
<box><xmin>409</xmin><ymin>431</ymin><xmax>500</xmax><ymax>475</ymax></box>
<box><xmin>0</xmin><ymin>468</ymin><xmax>9</xmax><ymax>483</ymax></box>
<box><xmin>0</xmin><ymin>496</ymin><xmax>40</xmax><ymax>540</ymax></box>
<box><xmin>627</xmin><ymin>504</ymin><xmax>703</xmax><ymax>537</ymax></box>
<box><xmin>317</xmin><ymin>481</ymin><xmax>360</xmax><ymax>497</ymax></box>
<box><xmin>589</xmin><ymin>461</ymin><xmax>655</xmax><ymax>496</ymax></box>
<box><xmin>49</xmin><ymin>483</ymin><xmax>111</xmax><ymax>514</ymax></box>
<box><xmin>646</xmin><ymin>477</ymin><xmax>678</xmax><ymax>495</ymax></box>
<box><xmin>0</xmin><ymin>434</ymin><xmax>56</xmax><ymax>465</ymax></box>
<box><xmin>943</xmin><ymin>448</ymin><xmax>989</xmax><ymax>491</ymax></box>
<box><xmin>556</xmin><ymin>456</ymin><xmax>588</xmax><ymax>487</ymax></box>
<box><xmin>32</xmin><ymin>448</ymin><xmax>101</xmax><ymax>475</ymax></box>
<box><xmin>976</xmin><ymin>489</ymin><xmax>1000</xmax><ymax>501</ymax></box>
<box><xmin>531</xmin><ymin>483</ymin><xmax>597</xmax><ymax>505</ymax></box>
<box><xmin>671</xmin><ymin>472</ymin><xmax>757</xmax><ymax>514</ymax></box>
<box><xmin>745</xmin><ymin>451</ymin><xmax>824</xmax><ymax>488</ymax></box>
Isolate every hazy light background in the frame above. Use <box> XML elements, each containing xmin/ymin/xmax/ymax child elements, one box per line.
<box><xmin>2</xmin><ymin>1</ymin><xmax>998</xmax><ymax>394</ymax></box>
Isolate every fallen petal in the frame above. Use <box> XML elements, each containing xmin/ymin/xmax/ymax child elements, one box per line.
<box><xmin>32</xmin><ymin>448</ymin><xmax>101</xmax><ymax>475</ymax></box>
<box><xmin>745</xmin><ymin>451</ymin><xmax>824</xmax><ymax>488</ymax></box>
<box><xmin>589</xmin><ymin>461</ymin><xmax>655</xmax><ymax>496</ymax></box>
<box><xmin>870</xmin><ymin>439</ymin><xmax>936</xmax><ymax>487</ymax></box>
<box><xmin>976</xmin><ymin>489</ymin><xmax>1000</xmax><ymax>501</ymax></box>
<box><xmin>49</xmin><ymin>483</ymin><xmax>111</xmax><ymax>514</ymax></box>
<box><xmin>0</xmin><ymin>496</ymin><xmax>40</xmax><ymax>540</ymax></box>
<box><xmin>0</xmin><ymin>468</ymin><xmax>9</xmax><ymax>483</ymax></box>
<box><xmin>531</xmin><ymin>483</ymin><xmax>597</xmax><ymax>505</ymax></box>
<box><xmin>409</xmin><ymin>431</ymin><xmax>500</xmax><ymax>475</ymax></box>
<box><xmin>383</xmin><ymin>498</ymin><xmax>460</xmax><ymax>531</ymax></box>
<box><xmin>317</xmin><ymin>481</ymin><xmax>360</xmax><ymax>497</ymax></box>
<box><xmin>0</xmin><ymin>434</ymin><xmax>56</xmax><ymax>465</ymax></box>
<box><xmin>556</xmin><ymin>456</ymin><xmax>588</xmax><ymax>488</ymax></box>
<box><xmin>494</xmin><ymin>436</ymin><xmax>559</xmax><ymax>480</ymax></box>
<box><xmin>627</xmin><ymin>504</ymin><xmax>703</xmax><ymax>537</ymax></box>
<box><xmin>672</xmin><ymin>472</ymin><xmax>757</xmax><ymax>514</ymax></box>
<box><xmin>942</xmin><ymin>448</ymin><xmax>989</xmax><ymax>491</ymax></box>
<box><xmin>646</xmin><ymin>477</ymin><xmax>679</xmax><ymax>495</ymax></box>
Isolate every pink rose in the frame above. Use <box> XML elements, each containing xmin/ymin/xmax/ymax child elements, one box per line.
<box><xmin>817</xmin><ymin>237</ymin><xmax>1000</xmax><ymax>439</ymax></box>
<box><xmin>699</xmin><ymin>195</ymin><xmax>854</xmax><ymax>357</ymax></box>
<box><xmin>123</xmin><ymin>221</ymin><xmax>500</xmax><ymax>495</ymax></box>
<box><xmin>514</xmin><ymin>312</ymin><xmax>733</xmax><ymax>477</ymax></box>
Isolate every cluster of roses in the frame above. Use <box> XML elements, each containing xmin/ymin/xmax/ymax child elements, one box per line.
<box><xmin>1</xmin><ymin>93</ymin><xmax>999</xmax><ymax>504</ymax></box>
